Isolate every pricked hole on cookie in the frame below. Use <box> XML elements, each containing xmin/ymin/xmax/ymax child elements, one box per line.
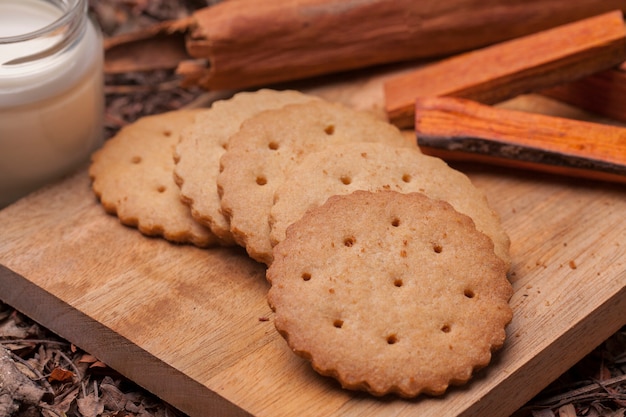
<box><xmin>440</xmin><ymin>324</ymin><xmax>451</xmax><ymax>333</ymax></box>
<box><xmin>343</xmin><ymin>236</ymin><xmax>356</xmax><ymax>247</ymax></box>
<box><xmin>391</xmin><ymin>217</ymin><xmax>401</xmax><ymax>227</ymax></box>
<box><xmin>256</xmin><ymin>175</ymin><xmax>268</xmax><ymax>186</ymax></box>
<box><xmin>324</xmin><ymin>124</ymin><xmax>335</xmax><ymax>135</ymax></box>
<box><xmin>464</xmin><ymin>288</ymin><xmax>475</xmax><ymax>299</ymax></box>
<box><xmin>131</xmin><ymin>156</ymin><xmax>142</xmax><ymax>164</ymax></box>
<box><xmin>386</xmin><ymin>334</ymin><xmax>398</xmax><ymax>344</ymax></box>
<box><xmin>433</xmin><ymin>243</ymin><xmax>443</xmax><ymax>253</ymax></box>
<box><xmin>333</xmin><ymin>319</ymin><xmax>344</xmax><ymax>329</ymax></box>
<box><xmin>340</xmin><ymin>175</ymin><xmax>352</xmax><ymax>185</ymax></box>
<box><xmin>301</xmin><ymin>272</ymin><xmax>312</xmax><ymax>281</ymax></box>
<box><xmin>156</xmin><ymin>185</ymin><xmax>166</xmax><ymax>193</ymax></box>
<box><xmin>393</xmin><ymin>278</ymin><xmax>403</xmax><ymax>287</ymax></box>
<box><xmin>402</xmin><ymin>173</ymin><xmax>412</xmax><ymax>183</ymax></box>
<box><xmin>162</xmin><ymin>129</ymin><xmax>173</xmax><ymax>137</ymax></box>
<box><xmin>268</xmin><ymin>141</ymin><xmax>279</xmax><ymax>150</ymax></box>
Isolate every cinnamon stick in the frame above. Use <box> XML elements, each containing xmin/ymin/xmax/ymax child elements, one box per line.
<box><xmin>184</xmin><ymin>0</ymin><xmax>626</xmax><ymax>90</ymax></box>
<box><xmin>385</xmin><ymin>11</ymin><xmax>626</xmax><ymax>128</ymax></box>
<box><xmin>414</xmin><ymin>97</ymin><xmax>626</xmax><ymax>184</ymax></box>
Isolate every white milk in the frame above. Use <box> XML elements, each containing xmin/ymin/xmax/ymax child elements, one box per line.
<box><xmin>0</xmin><ymin>0</ymin><xmax>104</xmax><ymax>208</ymax></box>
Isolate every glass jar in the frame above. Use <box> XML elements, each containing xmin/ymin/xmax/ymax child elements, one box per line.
<box><xmin>0</xmin><ymin>0</ymin><xmax>104</xmax><ymax>208</ymax></box>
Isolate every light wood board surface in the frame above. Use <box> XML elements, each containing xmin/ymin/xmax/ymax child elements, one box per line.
<box><xmin>0</xmin><ymin>66</ymin><xmax>625</xmax><ymax>416</ymax></box>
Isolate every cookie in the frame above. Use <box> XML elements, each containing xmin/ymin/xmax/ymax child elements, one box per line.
<box><xmin>269</xmin><ymin>142</ymin><xmax>511</xmax><ymax>268</ymax></box>
<box><xmin>267</xmin><ymin>190</ymin><xmax>513</xmax><ymax>398</ymax></box>
<box><xmin>173</xmin><ymin>89</ymin><xmax>320</xmax><ymax>245</ymax></box>
<box><xmin>217</xmin><ymin>100</ymin><xmax>414</xmax><ymax>264</ymax></box>
<box><xmin>89</xmin><ymin>109</ymin><xmax>218</xmax><ymax>247</ymax></box>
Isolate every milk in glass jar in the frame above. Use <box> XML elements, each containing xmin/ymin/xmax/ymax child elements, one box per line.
<box><xmin>0</xmin><ymin>0</ymin><xmax>104</xmax><ymax>208</ymax></box>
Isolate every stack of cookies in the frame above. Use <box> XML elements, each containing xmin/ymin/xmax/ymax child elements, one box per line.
<box><xmin>89</xmin><ymin>89</ymin><xmax>513</xmax><ymax>398</ymax></box>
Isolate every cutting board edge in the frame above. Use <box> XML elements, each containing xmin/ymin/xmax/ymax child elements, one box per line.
<box><xmin>461</xmin><ymin>280</ymin><xmax>626</xmax><ymax>416</ymax></box>
<box><xmin>0</xmin><ymin>264</ymin><xmax>252</xmax><ymax>417</ymax></box>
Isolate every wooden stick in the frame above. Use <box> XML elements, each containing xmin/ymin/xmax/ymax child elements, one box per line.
<box><xmin>385</xmin><ymin>11</ymin><xmax>626</xmax><ymax>128</ymax></box>
<box><xmin>414</xmin><ymin>97</ymin><xmax>626</xmax><ymax>184</ymax></box>
<box><xmin>541</xmin><ymin>66</ymin><xmax>626</xmax><ymax>123</ymax></box>
<box><xmin>183</xmin><ymin>0</ymin><xmax>626</xmax><ymax>90</ymax></box>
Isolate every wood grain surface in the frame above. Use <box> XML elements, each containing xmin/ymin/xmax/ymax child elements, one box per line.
<box><xmin>0</xmin><ymin>67</ymin><xmax>625</xmax><ymax>417</ymax></box>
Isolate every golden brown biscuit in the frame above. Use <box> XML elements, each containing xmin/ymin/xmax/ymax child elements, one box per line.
<box><xmin>218</xmin><ymin>100</ymin><xmax>414</xmax><ymax>264</ymax></box>
<box><xmin>89</xmin><ymin>109</ymin><xmax>217</xmax><ymax>247</ymax></box>
<box><xmin>174</xmin><ymin>89</ymin><xmax>319</xmax><ymax>244</ymax></box>
<box><xmin>269</xmin><ymin>142</ymin><xmax>511</xmax><ymax>268</ymax></box>
<box><xmin>267</xmin><ymin>190</ymin><xmax>513</xmax><ymax>398</ymax></box>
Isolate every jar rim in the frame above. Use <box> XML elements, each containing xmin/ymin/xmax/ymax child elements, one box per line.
<box><xmin>0</xmin><ymin>0</ymin><xmax>86</xmax><ymax>44</ymax></box>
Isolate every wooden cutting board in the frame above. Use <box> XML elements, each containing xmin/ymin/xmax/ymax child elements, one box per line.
<box><xmin>0</xmin><ymin>66</ymin><xmax>625</xmax><ymax>417</ymax></box>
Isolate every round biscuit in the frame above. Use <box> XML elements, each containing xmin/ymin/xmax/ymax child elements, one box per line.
<box><xmin>267</xmin><ymin>190</ymin><xmax>513</xmax><ymax>398</ymax></box>
<box><xmin>270</xmin><ymin>142</ymin><xmax>511</xmax><ymax>268</ymax></box>
<box><xmin>89</xmin><ymin>109</ymin><xmax>217</xmax><ymax>247</ymax></box>
<box><xmin>174</xmin><ymin>89</ymin><xmax>320</xmax><ymax>244</ymax></box>
<box><xmin>218</xmin><ymin>100</ymin><xmax>414</xmax><ymax>264</ymax></box>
